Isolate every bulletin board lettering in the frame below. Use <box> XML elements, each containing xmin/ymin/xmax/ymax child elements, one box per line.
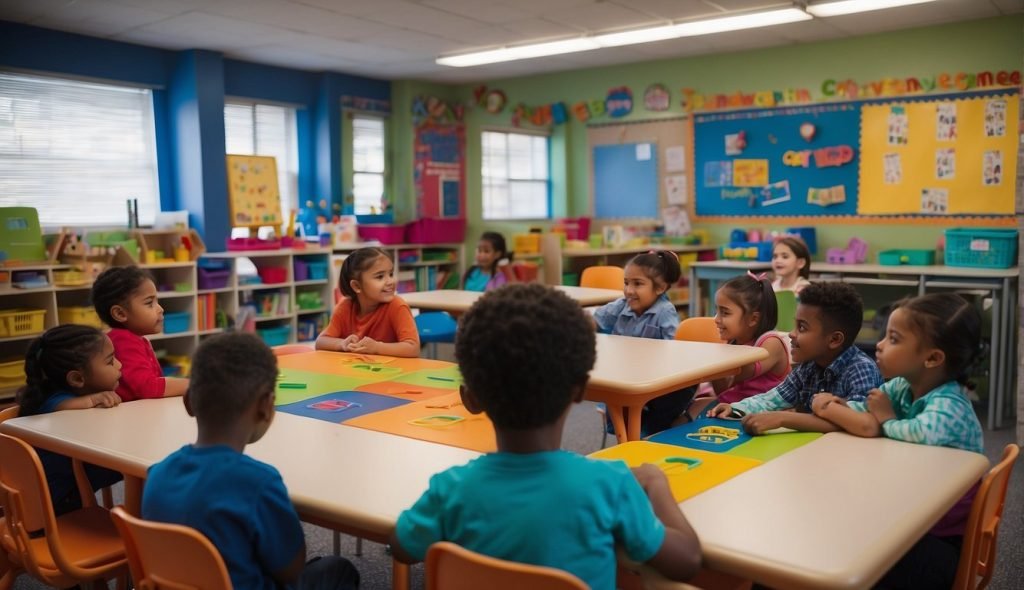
<box><xmin>415</xmin><ymin>124</ymin><xmax>465</xmax><ymax>219</ymax></box>
<box><xmin>226</xmin><ymin>155</ymin><xmax>283</xmax><ymax>228</ymax></box>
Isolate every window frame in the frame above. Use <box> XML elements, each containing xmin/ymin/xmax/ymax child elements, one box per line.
<box><xmin>346</xmin><ymin>110</ymin><xmax>389</xmax><ymax>218</ymax></box>
<box><xmin>480</xmin><ymin>127</ymin><xmax>552</xmax><ymax>221</ymax></box>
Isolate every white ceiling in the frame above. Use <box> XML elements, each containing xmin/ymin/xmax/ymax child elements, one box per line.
<box><xmin>1</xmin><ymin>0</ymin><xmax>1020</xmax><ymax>83</ymax></box>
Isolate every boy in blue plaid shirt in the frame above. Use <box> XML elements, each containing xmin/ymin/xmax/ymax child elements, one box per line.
<box><xmin>709</xmin><ymin>282</ymin><xmax>882</xmax><ymax>434</ymax></box>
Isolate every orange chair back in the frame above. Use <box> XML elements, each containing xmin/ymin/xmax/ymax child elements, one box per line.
<box><xmin>675</xmin><ymin>317</ymin><xmax>722</xmax><ymax>344</ymax></box>
<box><xmin>580</xmin><ymin>266</ymin><xmax>624</xmax><ymax>290</ymax></box>
<box><xmin>111</xmin><ymin>506</ymin><xmax>232</xmax><ymax>590</ymax></box>
<box><xmin>426</xmin><ymin>541</ymin><xmax>588</xmax><ymax>590</ymax></box>
<box><xmin>0</xmin><ymin>433</ymin><xmax>126</xmax><ymax>587</ymax></box>
<box><xmin>0</xmin><ymin>405</ymin><xmax>19</xmax><ymax>423</ymax></box>
<box><xmin>953</xmin><ymin>443</ymin><xmax>1019</xmax><ymax>590</ymax></box>
<box><xmin>272</xmin><ymin>343</ymin><xmax>314</xmax><ymax>356</ymax></box>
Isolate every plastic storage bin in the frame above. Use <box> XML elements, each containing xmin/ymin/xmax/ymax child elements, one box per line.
<box><xmin>258</xmin><ymin>325</ymin><xmax>292</xmax><ymax>346</ymax></box>
<box><xmin>0</xmin><ymin>358</ymin><xmax>26</xmax><ymax>389</ymax></box>
<box><xmin>257</xmin><ymin>267</ymin><xmax>288</xmax><ymax>284</ymax></box>
<box><xmin>721</xmin><ymin>242</ymin><xmax>773</xmax><ymax>262</ymax></box>
<box><xmin>405</xmin><ymin>218</ymin><xmax>466</xmax><ymax>244</ymax></box>
<box><xmin>293</xmin><ymin>259</ymin><xmax>309</xmax><ymax>282</ymax></box>
<box><xmin>944</xmin><ymin>228</ymin><xmax>1018</xmax><ymax>269</ymax></box>
<box><xmin>307</xmin><ymin>261</ymin><xmax>328</xmax><ymax>280</ymax></box>
<box><xmin>58</xmin><ymin>306</ymin><xmax>103</xmax><ymax>329</ymax></box>
<box><xmin>358</xmin><ymin>224</ymin><xmax>407</xmax><ymax>244</ymax></box>
<box><xmin>162</xmin><ymin>312</ymin><xmax>191</xmax><ymax>334</ymax></box>
<box><xmin>198</xmin><ymin>267</ymin><xmax>231</xmax><ymax>290</ymax></box>
<box><xmin>0</xmin><ymin>309</ymin><xmax>46</xmax><ymax>338</ymax></box>
<box><xmin>514</xmin><ymin>233</ymin><xmax>541</xmax><ymax>254</ymax></box>
<box><xmin>879</xmin><ymin>249</ymin><xmax>936</xmax><ymax>266</ymax></box>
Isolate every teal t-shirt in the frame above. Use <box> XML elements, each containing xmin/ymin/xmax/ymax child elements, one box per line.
<box><xmin>395</xmin><ymin>450</ymin><xmax>665</xmax><ymax>590</ymax></box>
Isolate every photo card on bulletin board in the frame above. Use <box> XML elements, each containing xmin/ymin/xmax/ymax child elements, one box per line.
<box><xmin>226</xmin><ymin>154</ymin><xmax>283</xmax><ymax>228</ymax></box>
<box><xmin>593</xmin><ymin>142</ymin><xmax>659</xmax><ymax>219</ymax></box>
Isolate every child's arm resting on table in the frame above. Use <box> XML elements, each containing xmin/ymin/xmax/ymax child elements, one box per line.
<box><xmin>316</xmin><ymin>333</ymin><xmax>359</xmax><ymax>352</ymax></box>
<box><xmin>55</xmin><ymin>391</ymin><xmax>122</xmax><ymax>410</ymax></box>
<box><xmin>741</xmin><ymin>411</ymin><xmax>840</xmax><ymax>435</ymax></box>
<box><xmin>163</xmin><ymin>377</ymin><xmax>188</xmax><ymax>397</ymax></box>
<box><xmin>812</xmin><ymin>391</ymin><xmax>882</xmax><ymax>437</ymax></box>
<box><xmin>631</xmin><ymin>465</ymin><xmax>701</xmax><ymax>581</ymax></box>
<box><xmin>726</xmin><ymin>336</ymin><xmax>787</xmax><ymax>386</ymax></box>
<box><xmin>348</xmin><ymin>336</ymin><xmax>419</xmax><ymax>358</ymax></box>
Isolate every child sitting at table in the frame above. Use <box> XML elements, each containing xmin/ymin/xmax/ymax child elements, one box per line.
<box><xmin>92</xmin><ymin>266</ymin><xmax>188</xmax><ymax>400</ymax></box>
<box><xmin>390</xmin><ymin>284</ymin><xmax>701</xmax><ymax>589</ymax></box>
<box><xmin>463</xmin><ymin>231</ymin><xmax>517</xmax><ymax>291</ymax></box>
<box><xmin>592</xmin><ymin>250</ymin><xmax>689</xmax><ymax>435</ymax></box>
<box><xmin>811</xmin><ymin>293</ymin><xmax>983</xmax><ymax>589</ymax></box>
<box><xmin>771</xmin><ymin>237</ymin><xmax>812</xmax><ymax>294</ymax></box>
<box><xmin>142</xmin><ymin>332</ymin><xmax>360</xmax><ymax>590</ymax></box>
<box><xmin>16</xmin><ymin>324</ymin><xmax>124</xmax><ymax>514</ymax></box>
<box><xmin>681</xmin><ymin>272</ymin><xmax>790</xmax><ymax>421</ymax></box>
<box><xmin>316</xmin><ymin>247</ymin><xmax>419</xmax><ymax>357</ymax></box>
<box><xmin>707</xmin><ymin>282</ymin><xmax>882</xmax><ymax>434</ymax></box>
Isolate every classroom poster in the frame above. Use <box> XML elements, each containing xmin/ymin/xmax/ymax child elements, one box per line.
<box><xmin>884</xmin><ymin>153</ymin><xmax>902</xmax><ymax>184</ymax></box>
<box><xmin>414</xmin><ymin>123</ymin><xmax>466</xmax><ymax>219</ymax></box>
<box><xmin>665</xmin><ymin>174</ymin><xmax>688</xmax><ymax>205</ymax></box>
<box><xmin>936</xmin><ymin>103</ymin><xmax>957</xmax><ymax>141</ymax></box>
<box><xmin>985</xmin><ymin>99</ymin><xmax>1007</xmax><ymax>137</ymax></box>
<box><xmin>887</xmin><ymin>106</ymin><xmax>908</xmax><ymax>145</ymax></box>
<box><xmin>665</xmin><ymin>145</ymin><xmax>686</xmax><ymax>172</ymax></box>
<box><xmin>704</xmin><ymin>161</ymin><xmax>732</xmax><ymax>187</ymax></box>
<box><xmin>760</xmin><ymin>180</ymin><xmax>791</xmax><ymax>206</ymax></box>
<box><xmin>983</xmin><ymin>150</ymin><xmax>1003</xmax><ymax>185</ymax></box>
<box><xmin>807</xmin><ymin>185</ymin><xmax>846</xmax><ymax>207</ymax></box>
<box><xmin>921</xmin><ymin>188</ymin><xmax>949</xmax><ymax>214</ymax></box>
<box><xmin>226</xmin><ymin>154</ymin><xmax>282</xmax><ymax>228</ymax></box>
<box><xmin>732</xmin><ymin>159</ymin><xmax>769</xmax><ymax>187</ymax></box>
<box><xmin>935</xmin><ymin>148</ymin><xmax>955</xmax><ymax>180</ymax></box>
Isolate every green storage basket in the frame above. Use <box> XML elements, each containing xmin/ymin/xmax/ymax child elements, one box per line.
<box><xmin>944</xmin><ymin>228</ymin><xmax>1018</xmax><ymax>269</ymax></box>
<box><xmin>878</xmin><ymin>249</ymin><xmax>935</xmax><ymax>266</ymax></box>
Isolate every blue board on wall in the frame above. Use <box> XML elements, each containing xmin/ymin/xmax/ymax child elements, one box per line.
<box><xmin>693</xmin><ymin>103</ymin><xmax>861</xmax><ymax>217</ymax></box>
<box><xmin>594</xmin><ymin>143</ymin><xmax>658</xmax><ymax>219</ymax></box>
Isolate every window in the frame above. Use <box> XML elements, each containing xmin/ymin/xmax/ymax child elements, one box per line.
<box><xmin>224</xmin><ymin>102</ymin><xmax>299</xmax><ymax>222</ymax></box>
<box><xmin>481</xmin><ymin>130</ymin><xmax>549</xmax><ymax>220</ymax></box>
<box><xmin>0</xmin><ymin>72</ymin><xmax>160</xmax><ymax>226</ymax></box>
<box><xmin>351</xmin><ymin>114</ymin><xmax>386</xmax><ymax>215</ymax></box>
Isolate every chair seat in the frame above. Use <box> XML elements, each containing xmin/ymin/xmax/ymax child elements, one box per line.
<box><xmin>416</xmin><ymin>312</ymin><xmax>457</xmax><ymax>344</ymax></box>
<box><xmin>26</xmin><ymin>507</ymin><xmax>126</xmax><ymax>571</ymax></box>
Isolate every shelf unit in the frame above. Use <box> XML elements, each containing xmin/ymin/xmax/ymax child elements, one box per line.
<box><xmin>330</xmin><ymin>242</ymin><xmax>465</xmax><ymax>300</ymax></box>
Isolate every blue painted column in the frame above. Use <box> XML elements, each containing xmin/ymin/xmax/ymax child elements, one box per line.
<box><xmin>314</xmin><ymin>73</ymin><xmax>343</xmax><ymax>214</ymax></box>
<box><xmin>169</xmin><ymin>50</ymin><xmax>229</xmax><ymax>251</ymax></box>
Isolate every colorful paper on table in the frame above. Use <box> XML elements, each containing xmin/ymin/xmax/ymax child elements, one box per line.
<box><xmin>590</xmin><ymin>441</ymin><xmax>761</xmax><ymax>502</ymax></box>
<box><xmin>726</xmin><ymin>431</ymin><xmax>822</xmax><ymax>462</ymax></box>
<box><xmin>274</xmin><ymin>369</ymin><xmax>376</xmax><ymax>404</ymax></box>
<box><xmin>345</xmin><ymin>393</ymin><xmax>496</xmax><ymax>452</ymax></box>
<box><xmin>647</xmin><ymin>416</ymin><xmax>751</xmax><ymax>452</ymax></box>
<box><xmin>355</xmin><ymin>380</ymin><xmax>456</xmax><ymax>402</ymax></box>
<box><xmin>276</xmin><ymin>391</ymin><xmax>409</xmax><ymax>423</ymax></box>
<box><xmin>394</xmin><ymin>366</ymin><xmax>463</xmax><ymax>389</ymax></box>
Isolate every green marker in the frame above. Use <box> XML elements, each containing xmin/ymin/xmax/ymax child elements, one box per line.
<box><xmin>279</xmin><ymin>382</ymin><xmax>307</xmax><ymax>389</ymax></box>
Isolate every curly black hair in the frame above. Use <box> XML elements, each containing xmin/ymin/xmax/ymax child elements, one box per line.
<box><xmin>455</xmin><ymin>283</ymin><xmax>596</xmax><ymax>430</ymax></box>
<box><xmin>188</xmin><ymin>332</ymin><xmax>278</xmax><ymax>428</ymax></box>
<box><xmin>628</xmin><ymin>250</ymin><xmax>682</xmax><ymax>292</ymax></box>
<box><xmin>894</xmin><ymin>293</ymin><xmax>980</xmax><ymax>381</ymax></box>
<box><xmin>17</xmin><ymin>324</ymin><xmax>107</xmax><ymax>417</ymax></box>
<box><xmin>338</xmin><ymin>247</ymin><xmax>390</xmax><ymax>305</ymax></box>
<box><xmin>797</xmin><ymin>281</ymin><xmax>864</xmax><ymax>348</ymax></box>
<box><xmin>91</xmin><ymin>266</ymin><xmax>155</xmax><ymax>328</ymax></box>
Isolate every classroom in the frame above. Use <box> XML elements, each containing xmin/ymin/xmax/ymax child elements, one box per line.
<box><xmin>0</xmin><ymin>1</ymin><xmax>1022</xmax><ymax>589</ymax></box>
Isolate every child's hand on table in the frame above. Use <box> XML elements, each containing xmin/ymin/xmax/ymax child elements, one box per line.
<box><xmin>90</xmin><ymin>391</ymin><xmax>122</xmax><ymax>408</ymax></box>
<box><xmin>741</xmin><ymin>412</ymin><xmax>785</xmax><ymax>435</ymax></box>
<box><xmin>348</xmin><ymin>336</ymin><xmax>380</xmax><ymax>355</ymax></box>
<box><xmin>811</xmin><ymin>393</ymin><xmax>844</xmax><ymax>415</ymax></box>
<box><xmin>706</xmin><ymin>402</ymin><xmax>733</xmax><ymax>419</ymax></box>
<box><xmin>337</xmin><ymin>334</ymin><xmax>359</xmax><ymax>352</ymax></box>
<box><xmin>866</xmin><ymin>389</ymin><xmax>895</xmax><ymax>423</ymax></box>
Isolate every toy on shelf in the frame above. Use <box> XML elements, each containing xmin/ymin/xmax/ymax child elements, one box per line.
<box><xmin>48</xmin><ymin>229</ymin><xmax>137</xmax><ymax>281</ymax></box>
<box><xmin>0</xmin><ymin>207</ymin><xmax>47</xmax><ymax>266</ymax></box>
<box><xmin>134</xmin><ymin>229</ymin><xmax>205</xmax><ymax>264</ymax></box>
<box><xmin>722</xmin><ymin>228</ymin><xmax>772</xmax><ymax>261</ymax></box>
<box><xmin>826</xmin><ymin>238</ymin><xmax>868</xmax><ymax>265</ymax></box>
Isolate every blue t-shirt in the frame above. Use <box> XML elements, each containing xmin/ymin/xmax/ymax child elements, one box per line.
<box><xmin>593</xmin><ymin>294</ymin><xmax>679</xmax><ymax>340</ymax></box>
<box><xmin>142</xmin><ymin>445</ymin><xmax>304</xmax><ymax>590</ymax></box>
<box><xmin>394</xmin><ymin>450</ymin><xmax>665</xmax><ymax>590</ymax></box>
<box><xmin>464</xmin><ymin>266</ymin><xmax>507</xmax><ymax>292</ymax></box>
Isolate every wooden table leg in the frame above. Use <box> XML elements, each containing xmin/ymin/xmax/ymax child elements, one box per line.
<box><xmin>124</xmin><ymin>475</ymin><xmax>144</xmax><ymax>515</ymax></box>
<box><xmin>392</xmin><ymin>558</ymin><xmax>410</xmax><ymax>590</ymax></box>
<box><xmin>626</xmin><ymin>404</ymin><xmax>643</xmax><ymax>442</ymax></box>
<box><xmin>608</xmin><ymin>404</ymin><xmax>628</xmax><ymax>444</ymax></box>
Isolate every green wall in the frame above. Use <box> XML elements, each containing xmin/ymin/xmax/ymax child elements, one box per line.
<box><xmin>392</xmin><ymin>16</ymin><xmax>1022</xmax><ymax>259</ymax></box>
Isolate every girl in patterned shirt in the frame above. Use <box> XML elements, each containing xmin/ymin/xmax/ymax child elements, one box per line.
<box><xmin>812</xmin><ymin>292</ymin><xmax>983</xmax><ymax>590</ymax></box>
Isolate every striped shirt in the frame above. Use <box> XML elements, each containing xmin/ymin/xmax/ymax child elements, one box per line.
<box><xmin>733</xmin><ymin>345</ymin><xmax>882</xmax><ymax>415</ymax></box>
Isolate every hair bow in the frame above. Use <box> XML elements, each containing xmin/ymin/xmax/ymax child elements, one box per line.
<box><xmin>747</xmin><ymin>270</ymin><xmax>768</xmax><ymax>281</ymax></box>
<box><xmin>648</xmin><ymin>249</ymin><xmax>680</xmax><ymax>261</ymax></box>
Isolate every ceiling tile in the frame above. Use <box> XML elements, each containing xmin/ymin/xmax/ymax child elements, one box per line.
<box><xmin>198</xmin><ymin>0</ymin><xmax>394</xmax><ymax>41</ymax></box>
<box><xmin>612</xmin><ymin>0</ymin><xmax>721</xmax><ymax>20</ymax></box>
<box><xmin>26</xmin><ymin>0</ymin><xmax>177</xmax><ymax>36</ymax></box>
<box><xmin>421</xmin><ymin>0</ymin><xmax>525</xmax><ymax>24</ymax></box>
<box><xmin>544</xmin><ymin>1</ymin><xmax>659</xmax><ymax>31</ymax></box>
<box><xmin>699</xmin><ymin>0</ymin><xmax>786</xmax><ymax>10</ymax></box>
<box><xmin>500</xmin><ymin>17</ymin><xmax>587</xmax><ymax>37</ymax></box>
<box><xmin>117</xmin><ymin>11</ymin><xmax>283</xmax><ymax>52</ymax></box>
<box><xmin>361</xmin><ymin>0</ymin><xmax>493</xmax><ymax>33</ymax></box>
<box><xmin>0</xmin><ymin>0</ymin><xmax>78</xmax><ymax>23</ymax></box>
<box><xmin>287</xmin><ymin>0</ymin><xmax>411</xmax><ymax>16</ymax></box>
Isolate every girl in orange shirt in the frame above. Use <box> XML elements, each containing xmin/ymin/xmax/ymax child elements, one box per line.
<box><xmin>316</xmin><ymin>248</ymin><xmax>420</xmax><ymax>357</ymax></box>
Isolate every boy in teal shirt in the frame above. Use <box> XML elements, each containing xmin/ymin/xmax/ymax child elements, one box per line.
<box><xmin>390</xmin><ymin>284</ymin><xmax>701</xmax><ymax>589</ymax></box>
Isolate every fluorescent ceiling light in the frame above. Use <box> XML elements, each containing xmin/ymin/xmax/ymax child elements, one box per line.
<box><xmin>807</xmin><ymin>0</ymin><xmax>940</xmax><ymax>18</ymax></box>
<box><xmin>438</xmin><ymin>7</ymin><xmax>811</xmax><ymax>67</ymax></box>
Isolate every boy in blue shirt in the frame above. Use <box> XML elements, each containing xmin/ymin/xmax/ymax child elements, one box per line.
<box><xmin>709</xmin><ymin>281</ymin><xmax>883</xmax><ymax>434</ymax></box>
<box><xmin>390</xmin><ymin>284</ymin><xmax>701</xmax><ymax>589</ymax></box>
<box><xmin>142</xmin><ymin>333</ymin><xmax>359</xmax><ymax>590</ymax></box>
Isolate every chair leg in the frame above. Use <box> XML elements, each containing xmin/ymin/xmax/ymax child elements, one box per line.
<box><xmin>333</xmin><ymin>530</ymin><xmax>341</xmax><ymax>556</ymax></box>
<box><xmin>428</xmin><ymin>342</ymin><xmax>438</xmax><ymax>359</ymax></box>
<box><xmin>102</xmin><ymin>486</ymin><xmax>114</xmax><ymax>508</ymax></box>
<box><xmin>355</xmin><ymin>536</ymin><xmax>363</xmax><ymax>557</ymax></box>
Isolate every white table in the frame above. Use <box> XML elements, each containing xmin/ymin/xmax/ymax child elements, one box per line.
<box><xmin>588</xmin><ymin>334</ymin><xmax>767</xmax><ymax>442</ymax></box>
<box><xmin>682</xmin><ymin>432</ymin><xmax>989</xmax><ymax>590</ymax></box>
<box><xmin>689</xmin><ymin>259</ymin><xmax>1019</xmax><ymax>429</ymax></box>
<box><xmin>401</xmin><ymin>285</ymin><xmax>622</xmax><ymax>314</ymax></box>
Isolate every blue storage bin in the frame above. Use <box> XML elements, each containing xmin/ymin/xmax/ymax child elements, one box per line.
<box><xmin>307</xmin><ymin>261</ymin><xmax>328</xmax><ymax>280</ymax></box>
<box><xmin>162</xmin><ymin>312</ymin><xmax>191</xmax><ymax>334</ymax></box>
<box><xmin>945</xmin><ymin>228</ymin><xmax>1018</xmax><ymax>269</ymax></box>
<box><xmin>721</xmin><ymin>241</ymin><xmax>772</xmax><ymax>262</ymax></box>
<box><xmin>258</xmin><ymin>325</ymin><xmax>292</xmax><ymax>346</ymax></box>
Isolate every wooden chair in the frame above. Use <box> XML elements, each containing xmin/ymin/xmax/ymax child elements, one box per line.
<box><xmin>426</xmin><ymin>541</ymin><xmax>588</xmax><ymax>590</ymax></box>
<box><xmin>0</xmin><ymin>433</ymin><xmax>127</xmax><ymax>590</ymax></box>
<box><xmin>272</xmin><ymin>343</ymin><xmax>315</xmax><ymax>356</ymax></box>
<box><xmin>674</xmin><ymin>317</ymin><xmax>722</xmax><ymax>344</ymax></box>
<box><xmin>110</xmin><ymin>506</ymin><xmax>232</xmax><ymax>590</ymax></box>
<box><xmin>952</xmin><ymin>443</ymin><xmax>1020</xmax><ymax>590</ymax></box>
<box><xmin>580</xmin><ymin>266</ymin><xmax>624</xmax><ymax>290</ymax></box>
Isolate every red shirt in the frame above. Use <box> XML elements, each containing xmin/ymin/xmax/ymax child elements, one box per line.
<box><xmin>108</xmin><ymin>327</ymin><xmax>166</xmax><ymax>401</ymax></box>
<box><xmin>323</xmin><ymin>296</ymin><xmax>419</xmax><ymax>345</ymax></box>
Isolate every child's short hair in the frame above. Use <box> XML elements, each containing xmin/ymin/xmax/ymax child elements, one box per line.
<box><xmin>188</xmin><ymin>332</ymin><xmax>278</xmax><ymax>427</ymax></box>
<box><xmin>455</xmin><ymin>284</ymin><xmax>595</xmax><ymax>430</ymax></box>
<box><xmin>628</xmin><ymin>250</ymin><xmax>682</xmax><ymax>290</ymax></box>
<box><xmin>797</xmin><ymin>282</ymin><xmax>863</xmax><ymax>347</ymax></box>
<box><xmin>719</xmin><ymin>274</ymin><xmax>777</xmax><ymax>337</ymax></box>
<box><xmin>338</xmin><ymin>247</ymin><xmax>390</xmax><ymax>301</ymax></box>
<box><xmin>773</xmin><ymin>237</ymin><xmax>812</xmax><ymax>279</ymax></box>
<box><xmin>91</xmin><ymin>266</ymin><xmax>155</xmax><ymax>328</ymax></box>
<box><xmin>895</xmin><ymin>293</ymin><xmax>980</xmax><ymax>380</ymax></box>
<box><xmin>17</xmin><ymin>324</ymin><xmax>106</xmax><ymax>416</ymax></box>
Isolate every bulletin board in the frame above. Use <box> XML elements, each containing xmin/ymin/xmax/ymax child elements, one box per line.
<box><xmin>226</xmin><ymin>155</ymin><xmax>283</xmax><ymax>228</ymax></box>
<box><xmin>858</xmin><ymin>93</ymin><xmax>1018</xmax><ymax>216</ymax></box>
<box><xmin>415</xmin><ymin>123</ymin><xmax>465</xmax><ymax>219</ymax></box>
<box><xmin>588</xmin><ymin>118</ymin><xmax>690</xmax><ymax>224</ymax></box>
<box><xmin>693</xmin><ymin>103</ymin><xmax>861</xmax><ymax>218</ymax></box>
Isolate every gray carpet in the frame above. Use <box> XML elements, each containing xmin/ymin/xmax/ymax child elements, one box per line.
<box><xmin>10</xmin><ymin>345</ymin><xmax>1024</xmax><ymax>588</ymax></box>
